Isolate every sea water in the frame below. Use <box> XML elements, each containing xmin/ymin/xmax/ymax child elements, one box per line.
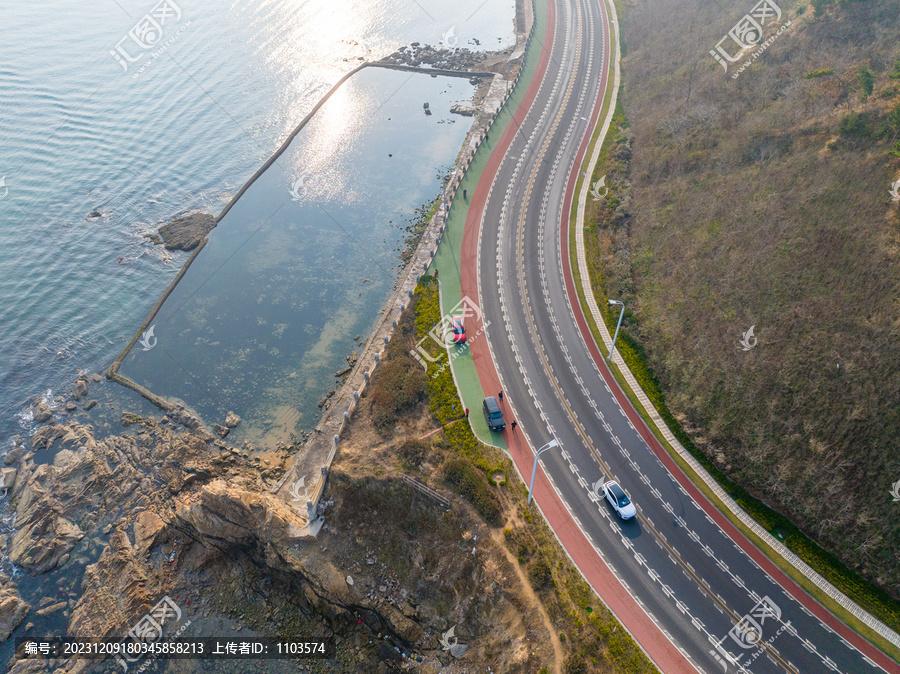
<box><xmin>0</xmin><ymin>0</ymin><xmax>514</xmax><ymax>449</ymax></box>
<box><xmin>118</xmin><ymin>67</ymin><xmax>476</xmax><ymax>445</ymax></box>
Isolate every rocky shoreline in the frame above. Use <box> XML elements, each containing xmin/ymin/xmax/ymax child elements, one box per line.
<box><xmin>1</xmin><ymin>398</ymin><xmax>305</xmax><ymax>670</ymax></box>
<box><xmin>0</xmin><ymin>383</ymin><xmax>546</xmax><ymax>672</ymax></box>
<box><xmin>0</xmin><ymin>9</ymin><xmax>534</xmax><ymax>671</ymax></box>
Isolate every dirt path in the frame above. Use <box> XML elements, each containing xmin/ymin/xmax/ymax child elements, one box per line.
<box><xmin>489</xmin><ymin>528</ymin><xmax>564</xmax><ymax>674</ymax></box>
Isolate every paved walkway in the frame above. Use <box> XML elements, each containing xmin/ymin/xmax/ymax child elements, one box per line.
<box><xmin>430</xmin><ymin>0</ymin><xmax>545</xmax><ymax>449</ymax></box>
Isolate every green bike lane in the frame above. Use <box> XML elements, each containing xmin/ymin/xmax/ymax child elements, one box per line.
<box><xmin>428</xmin><ymin>0</ymin><xmax>549</xmax><ymax>448</ymax></box>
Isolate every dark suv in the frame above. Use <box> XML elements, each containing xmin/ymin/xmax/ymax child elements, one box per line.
<box><xmin>482</xmin><ymin>396</ymin><xmax>505</xmax><ymax>431</ymax></box>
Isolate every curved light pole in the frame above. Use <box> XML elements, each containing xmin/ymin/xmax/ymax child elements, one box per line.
<box><xmin>527</xmin><ymin>438</ymin><xmax>560</xmax><ymax>505</ymax></box>
<box><xmin>608</xmin><ymin>299</ymin><xmax>625</xmax><ymax>363</ymax></box>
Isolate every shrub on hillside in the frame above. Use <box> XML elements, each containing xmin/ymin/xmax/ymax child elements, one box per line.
<box><xmin>398</xmin><ymin>439</ymin><xmax>428</xmax><ymax>469</ymax></box>
<box><xmin>528</xmin><ymin>557</ymin><xmax>554</xmax><ymax>589</ymax></box>
<box><xmin>443</xmin><ymin>456</ymin><xmax>501</xmax><ymax>525</ymax></box>
<box><xmin>370</xmin><ymin>357</ymin><xmax>427</xmax><ymax>429</ymax></box>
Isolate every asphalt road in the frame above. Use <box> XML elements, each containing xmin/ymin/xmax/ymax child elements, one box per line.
<box><xmin>472</xmin><ymin>0</ymin><xmax>899</xmax><ymax>671</ymax></box>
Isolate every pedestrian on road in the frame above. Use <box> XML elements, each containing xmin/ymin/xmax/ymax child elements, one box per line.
<box><xmin>434</xmin><ymin>269</ymin><xmax>438</xmax><ymax>279</ymax></box>
<box><xmin>511</xmin><ymin>420</ymin><xmax>517</xmax><ymax>430</ymax></box>
<box><xmin>463</xmin><ymin>189</ymin><xmax>467</xmax><ymax>200</ymax></box>
<box><xmin>498</xmin><ymin>390</ymin><xmax>503</xmax><ymax>402</ymax></box>
<box><xmin>465</xmin><ymin>408</ymin><xmax>469</xmax><ymax>417</ymax></box>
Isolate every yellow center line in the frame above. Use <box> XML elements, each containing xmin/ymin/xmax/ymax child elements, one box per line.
<box><xmin>505</xmin><ymin>1</ymin><xmax>796</xmax><ymax>671</ymax></box>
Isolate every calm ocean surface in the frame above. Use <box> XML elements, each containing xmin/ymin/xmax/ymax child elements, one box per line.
<box><xmin>0</xmin><ymin>0</ymin><xmax>515</xmax><ymax>450</ymax></box>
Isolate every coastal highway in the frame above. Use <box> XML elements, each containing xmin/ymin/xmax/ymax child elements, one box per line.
<box><xmin>459</xmin><ymin>0</ymin><xmax>900</xmax><ymax>671</ymax></box>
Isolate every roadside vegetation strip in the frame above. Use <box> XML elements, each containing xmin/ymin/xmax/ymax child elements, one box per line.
<box><xmin>566</xmin><ymin>5</ymin><xmax>900</xmax><ymax>658</ymax></box>
<box><xmin>415</xmin><ymin>277</ymin><xmax>506</xmax><ymax>473</ymax></box>
<box><xmin>416</xmin><ymin>418</ymin><xmax>466</xmax><ymax>441</ymax></box>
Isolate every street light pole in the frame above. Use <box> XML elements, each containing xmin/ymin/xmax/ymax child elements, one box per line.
<box><xmin>527</xmin><ymin>438</ymin><xmax>560</xmax><ymax>505</ymax></box>
<box><xmin>608</xmin><ymin>299</ymin><xmax>625</xmax><ymax>364</ymax></box>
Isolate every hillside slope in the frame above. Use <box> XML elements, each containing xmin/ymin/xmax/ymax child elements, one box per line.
<box><xmin>599</xmin><ymin>0</ymin><xmax>900</xmax><ymax>595</ymax></box>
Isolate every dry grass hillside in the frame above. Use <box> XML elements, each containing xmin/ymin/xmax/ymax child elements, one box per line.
<box><xmin>598</xmin><ymin>0</ymin><xmax>900</xmax><ymax>595</ymax></box>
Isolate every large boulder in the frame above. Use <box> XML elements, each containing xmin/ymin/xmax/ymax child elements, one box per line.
<box><xmin>157</xmin><ymin>213</ymin><xmax>216</xmax><ymax>251</ymax></box>
<box><xmin>174</xmin><ymin>480</ymin><xmax>308</xmax><ymax>558</ymax></box>
<box><xmin>0</xmin><ymin>573</ymin><xmax>30</xmax><ymax>643</ymax></box>
<box><xmin>1</xmin><ymin>467</ymin><xmax>17</xmax><ymax>491</ymax></box>
<box><xmin>32</xmin><ymin>401</ymin><xmax>52</xmax><ymax>423</ymax></box>
<box><xmin>4</xmin><ymin>442</ymin><xmax>25</xmax><ymax>466</ymax></box>
<box><xmin>133</xmin><ymin>510</ymin><xmax>167</xmax><ymax>556</ymax></box>
<box><xmin>73</xmin><ymin>379</ymin><xmax>89</xmax><ymax>400</ymax></box>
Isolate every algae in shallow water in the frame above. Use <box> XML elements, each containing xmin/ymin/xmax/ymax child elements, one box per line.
<box><xmin>118</xmin><ymin>68</ymin><xmax>477</xmax><ymax>446</ymax></box>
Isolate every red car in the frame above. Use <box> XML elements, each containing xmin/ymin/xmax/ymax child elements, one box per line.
<box><xmin>449</xmin><ymin>316</ymin><xmax>466</xmax><ymax>343</ymax></box>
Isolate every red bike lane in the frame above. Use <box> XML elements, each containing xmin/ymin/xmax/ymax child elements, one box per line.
<box><xmin>457</xmin><ymin>0</ymin><xmax>698</xmax><ymax>670</ymax></box>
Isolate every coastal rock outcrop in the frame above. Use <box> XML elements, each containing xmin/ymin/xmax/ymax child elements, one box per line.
<box><xmin>0</xmin><ymin>573</ymin><xmax>30</xmax><ymax>643</ymax></box>
<box><xmin>225</xmin><ymin>412</ymin><xmax>241</xmax><ymax>428</ymax></box>
<box><xmin>173</xmin><ymin>479</ymin><xmax>309</xmax><ymax>558</ymax></box>
<box><xmin>8</xmin><ymin>416</ymin><xmax>222</xmax><ymax>575</ymax></box>
<box><xmin>381</xmin><ymin>43</ymin><xmax>482</xmax><ymax>71</ymax></box>
<box><xmin>32</xmin><ymin>401</ymin><xmax>52</xmax><ymax>423</ymax></box>
<box><xmin>9</xmin><ymin>484</ymin><xmax>85</xmax><ymax>575</ymax></box>
<box><xmin>67</xmin><ymin>527</ymin><xmax>154</xmax><ymax>640</ymax></box>
<box><xmin>450</xmin><ymin>104</ymin><xmax>476</xmax><ymax>117</ymax></box>
<box><xmin>8</xmin><ymin>434</ymin><xmax>99</xmax><ymax>573</ymax></box>
<box><xmin>156</xmin><ymin>212</ymin><xmax>216</xmax><ymax>251</ymax></box>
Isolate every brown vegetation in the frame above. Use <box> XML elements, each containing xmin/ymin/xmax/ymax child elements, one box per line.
<box><xmin>597</xmin><ymin>0</ymin><xmax>900</xmax><ymax>596</ymax></box>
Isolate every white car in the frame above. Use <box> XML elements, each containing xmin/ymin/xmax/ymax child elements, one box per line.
<box><xmin>602</xmin><ymin>480</ymin><xmax>636</xmax><ymax>520</ymax></box>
